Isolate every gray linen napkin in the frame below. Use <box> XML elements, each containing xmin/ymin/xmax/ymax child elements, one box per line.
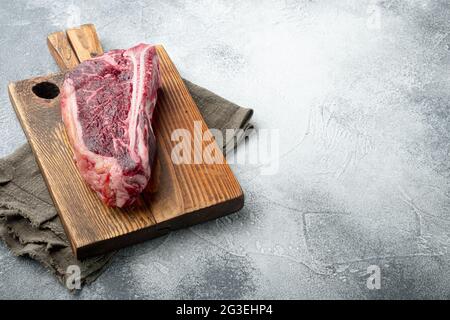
<box><xmin>0</xmin><ymin>80</ymin><xmax>253</xmax><ymax>288</ymax></box>
<box><xmin>184</xmin><ymin>79</ymin><xmax>254</xmax><ymax>153</ymax></box>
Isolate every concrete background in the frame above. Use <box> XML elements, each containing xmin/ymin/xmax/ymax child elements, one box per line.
<box><xmin>0</xmin><ymin>0</ymin><xmax>449</xmax><ymax>299</ymax></box>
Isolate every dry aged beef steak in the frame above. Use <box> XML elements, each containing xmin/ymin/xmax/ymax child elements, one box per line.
<box><xmin>61</xmin><ymin>43</ymin><xmax>161</xmax><ymax>207</ymax></box>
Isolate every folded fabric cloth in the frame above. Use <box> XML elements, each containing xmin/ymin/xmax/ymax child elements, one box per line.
<box><xmin>184</xmin><ymin>79</ymin><xmax>254</xmax><ymax>153</ymax></box>
<box><xmin>0</xmin><ymin>80</ymin><xmax>253</xmax><ymax>289</ymax></box>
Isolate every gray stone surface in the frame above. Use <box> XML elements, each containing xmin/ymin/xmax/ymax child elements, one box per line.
<box><xmin>0</xmin><ymin>0</ymin><xmax>449</xmax><ymax>299</ymax></box>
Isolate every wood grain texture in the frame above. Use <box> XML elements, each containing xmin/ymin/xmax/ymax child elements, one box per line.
<box><xmin>47</xmin><ymin>31</ymin><xmax>79</xmax><ymax>71</ymax></box>
<box><xmin>66</xmin><ymin>24</ymin><xmax>104</xmax><ymax>62</ymax></box>
<box><xmin>8</xmin><ymin>46</ymin><xmax>244</xmax><ymax>259</ymax></box>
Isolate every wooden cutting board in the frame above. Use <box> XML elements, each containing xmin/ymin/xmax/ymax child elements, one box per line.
<box><xmin>8</xmin><ymin>24</ymin><xmax>244</xmax><ymax>259</ymax></box>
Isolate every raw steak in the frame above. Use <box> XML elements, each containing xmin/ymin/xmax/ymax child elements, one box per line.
<box><xmin>61</xmin><ymin>43</ymin><xmax>161</xmax><ymax>207</ymax></box>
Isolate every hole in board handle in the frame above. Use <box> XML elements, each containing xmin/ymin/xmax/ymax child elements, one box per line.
<box><xmin>32</xmin><ymin>82</ymin><xmax>60</xmax><ymax>100</ymax></box>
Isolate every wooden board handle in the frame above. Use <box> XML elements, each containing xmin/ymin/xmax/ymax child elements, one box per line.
<box><xmin>67</xmin><ymin>24</ymin><xmax>103</xmax><ymax>62</ymax></box>
<box><xmin>47</xmin><ymin>31</ymin><xmax>79</xmax><ymax>71</ymax></box>
<box><xmin>47</xmin><ymin>23</ymin><xmax>103</xmax><ymax>71</ymax></box>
